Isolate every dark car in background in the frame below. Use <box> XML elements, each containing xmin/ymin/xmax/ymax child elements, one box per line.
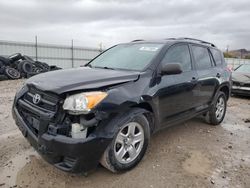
<box><xmin>232</xmin><ymin>64</ymin><xmax>250</xmax><ymax>96</ymax></box>
<box><xmin>12</xmin><ymin>38</ymin><xmax>231</xmax><ymax>174</ymax></box>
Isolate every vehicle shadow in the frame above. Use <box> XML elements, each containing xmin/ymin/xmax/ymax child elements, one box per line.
<box><xmin>16</xmin><ymin>117</ymin><xmax>221</xmax><ymax>188</ymax></box>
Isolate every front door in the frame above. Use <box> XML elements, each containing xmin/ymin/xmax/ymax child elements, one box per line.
<box><xmin>156</xmin><ymin>44</ymin><xmax>199</xmax><ymax>125</ymax></box>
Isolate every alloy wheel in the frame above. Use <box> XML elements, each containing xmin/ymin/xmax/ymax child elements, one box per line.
<box><xmin>215</xmin><ymin>96</ymin><xmax>225</xmax><ymax>121</ymax></box>
<box><xmin>114</xmin><ymin>122</ymin><xmax>144</xmax><ymax>164</ymax></box>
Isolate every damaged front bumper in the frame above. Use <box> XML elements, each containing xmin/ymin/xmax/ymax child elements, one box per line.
<box><xmin>12</xmin><ymin>105</ymin><xmax>112</xmax><ymax>173</ymax></box>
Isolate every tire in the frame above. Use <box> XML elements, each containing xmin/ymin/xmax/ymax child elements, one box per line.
<box><xmin>0</xmin><ymin>64</ymin><xmax>5</xmax><ymax>74</ymax></box>
<box><xmin>49</xmin><ymin>65</ymin><xmax>61</xmax><ymax>71</ymax></box>
<box><xmin>22</xmin><ymin>61</ymin><xmax>33</xmax><ymax>74</ymax></box>
<box><xmin>205</xmin><ymin>91</ymin><xmax>227</xmax><ymax>125</ymax></box>
<box><xmin>4</xmin><ymin>66</ymin><xmax>21</xmax><ymax>79</ymax></box>
<box><xmin>8</xmin><ymin>53</ymin><xmax>22</xmax><ymax>62</ymax></box>
<box><xmin>16</xmin><ymin>60</ymin><xmax>34</xmax><ymax>78</ymax></box>
<box><xmin>33</xmin><ymin>61</ymin><xmax>49</xmax><ymax>72</ymax></box>
<box><xmin>11</xmin><ymin>60</ymin><xmax>20</xmax><ymax>69</ymax></box>
<box><xmin>17</xmin><ymin>61</ymin><xmax>25</xmax><ymax>72</ymax></box>
<box><xmin>0</xmin><ymin>56</ymin><xmax>11</xmax><ymax>66</ymax></box>
<box><xmin>100</xmin><ymin>108</ymin><xmax>150</xmax><ymax>173</ymax></box>
<box><xmin>41</xmin><ymin>62</ymin><xmax>50</xmax><ymax>71</ymax></box>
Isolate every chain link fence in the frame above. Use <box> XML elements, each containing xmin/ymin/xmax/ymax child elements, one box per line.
<box><xmin>225</xmin><ymin>58</ymin><xmax>250</xmax><ymax>69</ymax></box>
<box><xmin>0</xmin><ymin>40</ymin><xmax>102</xmax><ymax>69</ymax></box>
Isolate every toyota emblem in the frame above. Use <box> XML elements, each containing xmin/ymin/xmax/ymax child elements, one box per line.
<box><xmin>33</xmin><ymin>94</ymin><xmax>41</xmax><ymax>104</ymax></box>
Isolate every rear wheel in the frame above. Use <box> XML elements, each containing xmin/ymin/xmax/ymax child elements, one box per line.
<box><xmin>206</xmin><ymin>91</ymin><xmax>227</xmax><ymax>125</ymax></box>
<box><xmin>100</xmin><ymin>108</ymin><xmax>150</xmax><ymax>173</ymax></box>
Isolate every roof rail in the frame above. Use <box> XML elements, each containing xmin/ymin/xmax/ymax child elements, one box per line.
<box><xmin>177</xmin><ymin>37</ymin><xmax>216</xmax><ymax>47</ymax></box>
<box><xmin>131</xmin><ymin>39</ymin><xmax>144</xmax><ymax>42</ymax></box>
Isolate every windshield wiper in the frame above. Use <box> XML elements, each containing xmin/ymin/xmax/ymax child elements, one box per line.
<box><xmin>86</xmin><ymin>64</ymin><xmax>92</xmax><ymax>68</ymax></box>
<box><xmin>94</xmin><ymin>66</ymin><xmax>115</xmax><ymax>70</ymax></box>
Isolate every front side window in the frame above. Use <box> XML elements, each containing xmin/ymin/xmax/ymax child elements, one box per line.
<box><xmin>192</xmin><ymin>45</ymin><xmax>212</xmax><ymax>69</ymax></box>
<box><xmin>89</xmin><ymin>43</ymin><xmax>164</xmax><ymax>71</ymax></box>
<box><xmin>161</xmin><ymin>44</ymin><xmax>192</xmax><ymax>72</ymax></box>
<box><xmin>211</xmin><ymin>48</ymin><xmax>223</xmax><ymax>65</ymax></box>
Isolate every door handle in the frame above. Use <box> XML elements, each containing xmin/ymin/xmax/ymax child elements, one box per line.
<box><xmin>216</xmin><ymin>73</ymin><xmax>221</xmax><ymax>78</ymax></box>
<box><xmin>191</xmin><ymin>77</ymin><xmax>197</xmax><ymax>83</ymax></box>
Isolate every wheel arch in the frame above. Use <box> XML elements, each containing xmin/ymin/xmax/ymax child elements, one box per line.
<box><xmin>131</xmin><ymin>102</ymin><xmax>155</xmax><ymax>133</ymax></box>
<box><xmin>218</xmin><ymin>84</ymin><xmax>230</xmax><ymax>100</ymax></box>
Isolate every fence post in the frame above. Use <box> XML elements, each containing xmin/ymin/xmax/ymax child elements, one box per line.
<box><xmin>35</xmin><ymin>36</ymin><xmax>38</xmax><ymax>61</ymax></box>
<box><xmin>71</xmin><ymin>39</ymin><xmax>74</xmax><ymax>68</ymax></box>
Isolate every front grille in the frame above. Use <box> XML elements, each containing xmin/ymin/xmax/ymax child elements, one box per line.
<box><xmin>17</xmin><ymin>86</ymin><xmax>63</xmax><ymax>137</ymax></box>
<box><xmin>244</xmin><ymin>83</ymin><xmax>250</xmax><ymax>87</ymax></box>
<box><xmin>23</xmin><ymin>86</ymin><xmax>60</xmax><ymax>113</ymax></box>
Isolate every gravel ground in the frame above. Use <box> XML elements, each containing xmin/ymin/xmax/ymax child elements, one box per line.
<box><xmin>0</xmin><ymin>80</ymin><xmax>250</xmax><ymax>188</ymax></box>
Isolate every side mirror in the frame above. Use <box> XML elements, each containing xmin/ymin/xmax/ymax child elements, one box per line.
<box><xmin>161</xmin><ymin>63</ymin><xmax>182</xmax><ymax>75</ymax></box>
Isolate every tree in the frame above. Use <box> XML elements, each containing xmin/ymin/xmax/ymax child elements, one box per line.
<box><xmin>223</xmin><ymin>52</ymin><xmax>235</xmax><ymax>58</ymax></box>
<box><xmin>245</xmin><ymin>55</ymin><xmax>250</xmax><ymax>59</ymax></box>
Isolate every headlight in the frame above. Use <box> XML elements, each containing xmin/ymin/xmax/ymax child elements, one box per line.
<box><xmin>63</xmin><ymin>92</ymin><xmax>107</xmax><ymax>114</ymax></box>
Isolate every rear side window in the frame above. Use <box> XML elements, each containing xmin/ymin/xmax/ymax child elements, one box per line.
<box><xmin>192</xmin><ymin>45</ymin><xmax>212</xmax><ymax>69</ymax></box>
<box><xmin>162</xmin><ymin>44</ymin><xmax>192</xmax><ymax>72</ymax></box>
<box><xmin>210</xmin><ymin>49</ymin><xmax>223</xmax><ymax>65</ymax></box>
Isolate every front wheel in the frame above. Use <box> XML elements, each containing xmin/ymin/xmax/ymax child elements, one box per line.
<box><xmin>206</xmin><ymin>91</ymin><xmax>227</xmax><ymax>125</ymax></box>
<box><xmin>100</xmin><ymin>108</ymin><xmax>150</xmax><ymax>173</ymax></box>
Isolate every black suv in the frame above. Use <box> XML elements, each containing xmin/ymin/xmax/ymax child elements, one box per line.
<box><xmin>12</xmin><ymin>38</ymin><xmax>231</xmax><ymax>174</ymax></box>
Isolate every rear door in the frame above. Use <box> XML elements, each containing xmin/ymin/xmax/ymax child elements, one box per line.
<box><xmin>210</xmin><ymin>48</ymin><xmax>227</xmax><ymax>81</ymax></box>
<box><xmin>191</xmin><ymin>45</ymin><xmax>219</xmax><ymax>108</ymax></box>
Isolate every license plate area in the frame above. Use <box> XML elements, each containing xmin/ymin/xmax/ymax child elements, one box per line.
<box><xmin>20</xmin><ymin>110</ymin><xmax>40</xmax><ymax>136</ymax></box>
<box><xmin>31</xmin><ymin>117</ymin><xmax>40</xmax><ymax>131</ymax></box>
<box><xmin>23</xmin><ymin>112</ymin><xmax>40</xmax><ymax>130</ymax></box>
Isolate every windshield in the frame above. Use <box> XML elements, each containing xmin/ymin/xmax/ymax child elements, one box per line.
<box><xmin>235</xmin><ymin>64</ymin><xmax>250</xmax><ymax>73</ymax></box>
<box><xmin>88</xmin><ymin>43</ymin><xmax>164</xmax><ymax>71</ymax></box>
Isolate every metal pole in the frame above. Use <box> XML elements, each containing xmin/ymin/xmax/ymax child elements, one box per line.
<box><xmin>71</xmin><ymin>39</ymin><xmax>74</xmax><ymax>68</ymax></box>
<box><xmin>99</xmin><ymin>42</ymin><xmax>103</xmax><ymax>53</ymax></box>
<box><xmin>35</xmin><ymin>36</ymin><xmax>38</xmax><ymax>61</ymax></box>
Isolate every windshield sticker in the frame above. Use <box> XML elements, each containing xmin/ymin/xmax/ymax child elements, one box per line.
<box><xmin>139</xmin><ymin>47</ymin><xmax>159</xmax><ymax>52</ymax></box>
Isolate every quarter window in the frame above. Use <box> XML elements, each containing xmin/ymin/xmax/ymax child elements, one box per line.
<box><xmin>211</xmin><ymin>49</ymin><xmax>223</xmax><ymax>65</ymax></box>
<box><xmin>162</xmin><ymin>44</ymin><xmax>192</xmax><ymax>72</ymax></box>
<box><xmin>192</xmin><ymin>46</ymin><xmax>212</xmax><ymax>69</ymax></box>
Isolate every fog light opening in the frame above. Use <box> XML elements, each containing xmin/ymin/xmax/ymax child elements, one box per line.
<box><xmin>71</xmin><ymin>123</ymin><xmax>87</xmax><ymax>139</ymax></box>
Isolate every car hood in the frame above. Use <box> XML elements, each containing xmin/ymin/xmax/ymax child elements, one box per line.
<box><xmin>232</xmin><ymin>72</ymin><xmax>250</xmax><ymax>83</ymax></box>
<box><xmin>26</xmin><ymin>67</ymin><xmax>140</xmax><ymax>94</ymax></box>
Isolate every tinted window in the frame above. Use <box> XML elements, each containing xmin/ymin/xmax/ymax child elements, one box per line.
<box><xmin>211</xmin><ymin>49</ymin><xmax>223</xmax><ymax>65</ymax></box>
<box><xmin>192</xmin><ymin>46</ymin><xmax>212</xmax><ymax>69</ymax></box>
<box><xmin>162</xmin><ymin>44</ymin><xmax>192</xmax><ymax>72</ymax></box>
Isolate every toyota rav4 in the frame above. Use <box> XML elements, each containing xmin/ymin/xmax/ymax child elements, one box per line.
<box><xmin>12</xmin><ymin>38</ymin><xmax>231</xmax><ymax>174</ymax></box>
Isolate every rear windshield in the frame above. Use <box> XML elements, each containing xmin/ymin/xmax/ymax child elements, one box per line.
<box><xmin>88</xmin><ymin>43</ymin><xmax>164</xmax><ymax>71</ymax></box>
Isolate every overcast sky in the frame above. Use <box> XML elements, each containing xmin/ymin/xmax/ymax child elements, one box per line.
<box><xmin>0</xmin><ymin>0</ymin><xmax>249</xmax><ymax>50</ymax></box>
